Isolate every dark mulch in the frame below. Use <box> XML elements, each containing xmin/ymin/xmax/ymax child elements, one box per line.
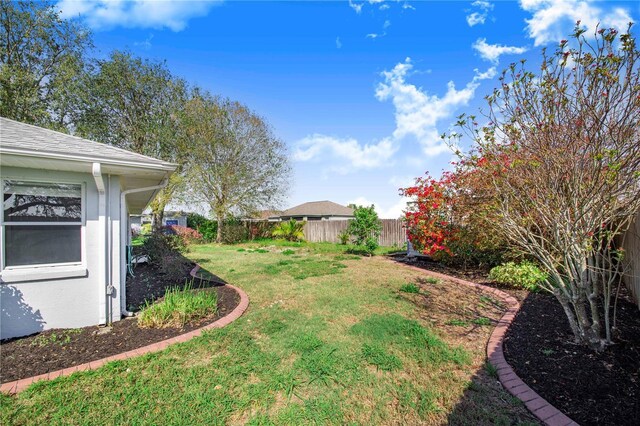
<box><xmin>504</xmin><ymin>290</ymin><xmax>640</xmax><ymax>426</ymax></box>
<box><xmin>391</xmin><ymin>253</ymin><xmax>640</xmax><ymax>425</ymax></box>
<box><xmin>0</xmin><ymin>263</ymin><xmax>239</xmax><ymax>384</ymax></box>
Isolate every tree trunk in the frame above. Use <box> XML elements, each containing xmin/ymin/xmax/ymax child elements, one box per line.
<box><xmin>151</xmin><ymin>209</ymin><xmax>165</xmax><ymax>232</ymax></box>
<box><xmin>216</xmin><ymin>215</ymin><xmax>224</xmax><ymax>243</ymax></box>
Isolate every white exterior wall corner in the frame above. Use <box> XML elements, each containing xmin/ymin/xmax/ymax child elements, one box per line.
<box><xmin>0</xmin><ymin>167</ymin><xmax>123</xmax><ymax>339</ymax></box>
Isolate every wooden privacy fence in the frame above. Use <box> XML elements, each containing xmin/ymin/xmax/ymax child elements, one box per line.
<box><xmin>302</xmin><ymin>219</ymin><xmax>406</xmax><ymax>247</ymax></box>
<box><xmin>621</xmin><ymin>211</ymin><xmax>640</xmax><ymax>308</ymax></box>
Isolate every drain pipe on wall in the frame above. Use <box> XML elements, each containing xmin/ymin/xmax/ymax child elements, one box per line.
<box><xmin>92</xmin><ymin>163</ymin><xmax>109</xmax><ymax>325</ymax></box>
<box><xmin>120</xmin><ymin>176</ymin><xmax>170</xmax><ymax>317</ymax></box>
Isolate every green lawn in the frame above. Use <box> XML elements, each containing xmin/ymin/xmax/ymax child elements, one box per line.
<box><xmin>0</xmin><ymin>241</ymin><xmax>537</xmax><ymax>425</ymax></box>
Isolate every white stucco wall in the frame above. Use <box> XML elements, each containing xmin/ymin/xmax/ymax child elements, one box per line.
<box><xmin>1</xmin><ymin>167</ymin><xmax>122</xmax><ymax>339</ymax></box>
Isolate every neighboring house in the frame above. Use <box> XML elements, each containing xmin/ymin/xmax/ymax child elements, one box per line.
<box><xmin>245</xmin><ymin>210</ymin><xmax>282</xmax><ymax>222</ymax></box>
<box><xmin>271</xmin><ymin>201</ymin><xmax>354</xmax><ymax>221</ymax></box>
<box><xmin>0</xmin><ymin>117</ymin><xmax>176</xmax><ymax>339</ymax></box>
<box><xmin>130</xmin><ymin>210</ymin><xmax>187</xmax><ymax>232</ymax></box>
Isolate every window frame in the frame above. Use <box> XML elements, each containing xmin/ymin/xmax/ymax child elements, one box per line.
<box><xmin>0</xmin><ymin>177</ymin><xmax>87</xmax><ymax>273</ymax></box>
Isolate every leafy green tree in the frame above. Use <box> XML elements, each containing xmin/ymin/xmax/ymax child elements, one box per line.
<box><xmin>0</xmin><ymin>0</ymin><xmax>91</xmax><ymax>129</ymax></box>
<box><xmin>76</xmin><ymin>51</ymin><xmax>188</xmax><ymax>229</ymax></box>
<box><xmin>347</xmin><ymin>205</ymin><xmax>382</xmax><ymax>255</ymax></box>
<box><xmin>272</xmin><ymin>219</ymin><xmax>305</xmax><ymax>242</ymax></box>
<box><xmin>181</xmin><ymin>90</ymin><xmax>291</xmax><ymax>243</ymax></box>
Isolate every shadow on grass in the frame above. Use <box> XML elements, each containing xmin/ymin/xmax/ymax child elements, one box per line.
<box><xmin>446</xmin><ymin>367</ymin><xmax>540</xmax><ymax>425</ymax></box>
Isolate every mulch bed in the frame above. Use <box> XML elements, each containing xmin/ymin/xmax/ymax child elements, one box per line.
<box><xmin>0</xmin><ymin>263</ymin><xmax>239</xmax><ymax>384</ymax></box>
<box><xmin>504</xmin><ymin>290</ymin><xmax>640</xmax><ymax>426</ymax></box>
<box><xmin>391</xmin><ymin>254</ymin><xmax>640</xmax><ymax>426</ymax></box>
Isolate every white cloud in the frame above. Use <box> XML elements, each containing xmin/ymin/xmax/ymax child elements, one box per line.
<box><xmin>349</xmin><ymin>0</ymin><xmax>364</xmax><ymax>14</ymax></box>
<box><xmin>520</xmin><ymin>0</ymin><xmax>633</xmax><ymax>46</ymax></box>
<box><xmin>367</xmin><ymin>19</ymin><xmax>391</xmax><ymax>39</ymax></box>
<box><xmin>466</xmin><ymin>1</ymin><xmax>494</xmax><ymax>27</ymax></box>
<box><xmin>472</xmin><ymin>38</ymin><xmax>528</xmax><ymax>64</ymax></box>
<box><xmin>57</xmin><ymin>0</ymin><xmax>219</xmax><ymax>31</ymax></box>
<box><xmin>336</xmin><ymin>37</ymin><xmax>342</xmax><ymax>49</ymax></box>
<box><xmin>294</xmin><ymin>59</ymin><xmax>494</xmax><ymax>172</ymax></box>
<box><xmin>375</xmin><ymin>58</ymin><xmax>495</xmax><ymax>157</ymax></box>
<box><xmin>293</xmin><ymin>135</ymin><xmax>397</xmax><ymax>171</ymax></box>
<box><xmin>134</xmin><ymin>34</ymin><xmax>154</xmax><ymax>50</ymax></box>
<box><xmin>347</xmin><ymin>196</ymin><xmax>410</xmax><ymax>219</ymax></box>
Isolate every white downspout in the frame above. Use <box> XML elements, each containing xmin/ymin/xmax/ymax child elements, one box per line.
<box><xmin>120</xmin><ymin>176</ymin><xmax>170</xmax><ymax>317</ymax></box>
<box><xmin>92</xmin><ymin>163</ymin><xmax>108</xmax><ymax>325</ymax></box>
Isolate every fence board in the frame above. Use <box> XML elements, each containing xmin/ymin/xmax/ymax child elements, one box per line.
<box><xmin>621</xmin><ymin>211</ymin><xmax>640</xmax><ymax>308</ymax></box>
<box><xmin>301</xmin><ymin>219</ymin><xmax>406</xmax><ymax>247</ymax></box>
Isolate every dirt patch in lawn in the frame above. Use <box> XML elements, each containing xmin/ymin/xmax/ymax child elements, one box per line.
<box><xmin>504</xmin><ymin>290</ymin><xmax>640</xmax><ymax>426</ymax></box>
<box><xmin>1</xmin><ymin>264</ymin><xmax>239</xmax><ymax>384</ymax></box>
<box><xmin>392</xmin><ymin>253</ymin><xmax>640</xmax><ymax>425</ymax></box>
<box><xmin>395</xmin><ymin>260</ymin><xmax>540</xmax><ymax>424</ymax></box>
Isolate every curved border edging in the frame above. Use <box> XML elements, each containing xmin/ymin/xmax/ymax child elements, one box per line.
<box><xmin>0</xmin><ymin>277</ymin><xmax>249</xmax><ymax>395</ymax></box>
<box><xmin>394</xmin><ymin>260</ymin><xmax>579</xmax><ymax>426</ymax></box>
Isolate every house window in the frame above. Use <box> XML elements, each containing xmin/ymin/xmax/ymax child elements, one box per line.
<box><xmin>2</xmin><ymin>180</ymin><xmax>83</xmax><ymax>267</ymax></box>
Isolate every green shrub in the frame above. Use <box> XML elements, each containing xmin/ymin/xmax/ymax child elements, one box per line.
<box><xmin>272</xmin><ymin>219</ymin><xmax>306</xmax><ymax>242</ymax></box>
<box><xmin>346</xmin><ymin>205</ymin><xmax>382</xmax><ymax>246</ymax></box>
<box><xmin>221</xmin><ymin>218</ymin><xmax>249</xmax><ymax>244</ymax></box>
<box><xmin>138</xmin><ymin>282</ymin><xmax>218</xmax><ymax>328</ymax></box>
<box><xmin>187</xmin><ymin>213</ymin><xmax>218</xmax><ymax>242</ymax></box>
<box><xmin>142</xmin><ymin>231</ymin><xmax>189</xmax><ymax>281</ymax></box>
<box><xmin>489</xmin><ymin>261</ymin><xmax>547</xmax><ymax>291</ymax></box>
<box><xmin>338</xmin><ymin>230</ymin><xmax>350</xmax><ymax>245</ymax></box>
<box><xmin>365</xmin><ymin>237</ymin><xmax>379</xmax><ymax>255</ymax></box>
<box><xmin>140</xmin><ymin>223</ymin><xmax>152</xmax><ymax>235</ymax></box>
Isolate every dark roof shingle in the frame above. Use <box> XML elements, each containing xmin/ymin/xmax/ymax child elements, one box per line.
<box><xmin>280</xmin><ymin>201</ymin><xmax>354</xmax><ymax>217</ymax></box>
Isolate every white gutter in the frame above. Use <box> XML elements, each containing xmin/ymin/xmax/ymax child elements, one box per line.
<box><xmin>120</xmin><ymin>176</ymin><xmax>170</xmax><ymax>317</ymax></box>
<box><xmin>1</xmin><ymin>148</ymin><xmax>176</xmax><ymax>171</ymax></box>
<box><xmin>92</xmin><ymin>163</ymin><xmax>108</xmax><ymax>325</ymax></box>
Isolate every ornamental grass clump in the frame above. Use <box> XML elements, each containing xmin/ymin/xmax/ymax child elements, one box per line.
<box><xmin>138</xmin><ymin>281</ymin><xmax>218</xmax><ymax>328</ymax></box>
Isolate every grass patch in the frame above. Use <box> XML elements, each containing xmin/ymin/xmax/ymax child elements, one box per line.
<box><xmin>0</xmin><ymin>242</ymin><xmax>538</xmax><ymax>425</ymax></box>
<box><xmin>351</xmin><ymin>313</ymin><xmax>470</xmax><ymax>366</ymax></box>
<box><xmin>399</xmin><ymin>283</ymin><xmax>421</xmax><ymax>294</ymax></box>
<box><xmin>485</xmin><ymin>361</ymin><xmax>498</xmax><ymax>378</ymax></box>
<box><xmin>137</xmin><ymin>282</ymin><xmax>217</xmax><ymax>328</ymax></box>
<box><xmin>333</xmin><ymin>254</ymin><xmax>361</xmax><ymax>261</ymax></box>
<box><xmin>446</xmin><ymin>319</ymin><xmax>469</xmax><ymax>327</ymax></box>
<box><xmin>423</xmin><ymin>277</ymin><xmax>439</xmax><ymax>284</ymax></box>
<box><xmin>361</xmin><ymin>343</ymin><xmax>403</xmax><ymax>371</ymax></box>
<box><xmin>263</xmin><ymin>258</ymin><xmax>347</xmax><ymax>280</ymax></box>
<box><xmin>282</xmin><ymin>249</ymin><xmax>295</xmax><ymax>255</ymax></box>
<box><xmin>472</xmin><ymin>317</ymin><xmax>493</xmax><ymax>326</ymax></box>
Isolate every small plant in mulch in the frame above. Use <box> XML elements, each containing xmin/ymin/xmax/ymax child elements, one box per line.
<box><xmin>30</xmin><ymin>329</ymin><xmax>81</xmax><ymax>347</ymax></box>
<box><xmin>137</xmin><ymin>281</ymin><xmax>218</xmax><ymax>329</ymax></box>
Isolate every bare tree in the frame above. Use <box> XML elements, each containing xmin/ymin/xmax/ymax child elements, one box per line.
<box><xmin>453</xmin><ymin>24</ymin><xmax>640</xmax><ymax>350</ymax></box>
<box><xmin>182</xmin><ymin>91</ymin><xmax>291</xmax><ymax>242</ymax></box>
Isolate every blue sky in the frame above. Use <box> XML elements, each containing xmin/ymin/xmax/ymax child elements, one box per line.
<box><xmin>58</xmin><ymin>0</ymin><xmax>639</xmax><ymax>217</ymax></box>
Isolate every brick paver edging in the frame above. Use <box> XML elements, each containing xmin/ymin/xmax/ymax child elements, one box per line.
<box><xmin>394</xmin><ymin>260</ymin><xmax>579</xmax><ymax>426</ymax></box>
<box><xmin>0</xmin><ymin>272</ymin><xmax>249</xmax><ymax>395</ymax></box>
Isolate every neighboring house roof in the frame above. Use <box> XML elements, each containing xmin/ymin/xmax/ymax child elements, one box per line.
<box><xmin>250</xmin><ymin>210</ymin><xmax>282</xmax><ymax>220</ymax></box>
<box><xmin>0</xmin><ymin>117</ymin><xmax>175</xmax><ymax>171</ymax></box>
<box><xmin>0</xmin><ymin>117</ymin><xmax>176</xmax><ymax>214</ymax></box>
<box><xmin>278</xmin><ymin>201</ymin><xmax>354</xmax><ymax>218</ymax></box>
